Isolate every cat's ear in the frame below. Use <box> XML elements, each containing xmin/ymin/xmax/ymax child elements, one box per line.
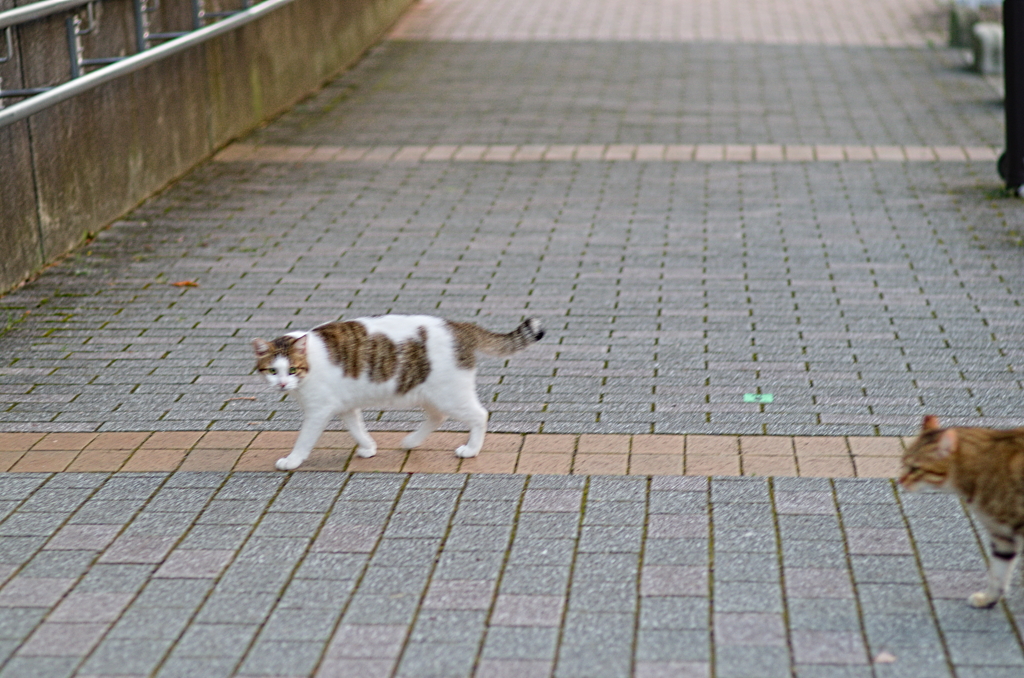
<box><xmin>921</xmin><ymin>415</ymin><xmax>941</xmax><ymax>432</ymax></box>
<box><xmin>252</xmin><ymin>339</ymin><xmax>271</xmax><ymax>356</ymax></box>
<box><xmin>936</xmin><ymin>428</ymin><xmax>958</xmax><ymax>457</ymax></box>
<box><xmin>291</xmin><ymin>334</ymin><xmax>308</xmax><ymax>354</ymax></box>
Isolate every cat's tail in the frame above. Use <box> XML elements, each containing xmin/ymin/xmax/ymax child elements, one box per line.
<box><xmin>451</xmin><ymin>318</ymin><xmax>545</xmax><ymax>358</ymax></box>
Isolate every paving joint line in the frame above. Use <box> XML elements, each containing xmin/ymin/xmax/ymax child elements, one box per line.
<box><xmin>629</xmin><ymin>475</ymin><xmax>651</xmax><ymax>677</ymax></box>
<box><xmin>705</xmin><ymin>478</ymin><xmax>716</xmax><ymax>678</ymax></box>
<box><xmin>891</xmin><ymin>479</ymin><xmax>957</xmax><ymax>677</ymax></box>
<box><xmin>552</xmin><ymin>475</ymin><xmax>590</xmax><ymax>676</ymax></box>
<box><xmin>767</xmin><ymin>477</ymin><xmax>798</xmax><ymax>674</ymax></box>
<box><xmin>830</xmin><ymin>477</ymin><xmax>879</xmax><ymax>675</ymax></box>
<box><xmin>471</xmin><ymin>473</ymin><xmax>529</xmax><ymax>677</ymax></box>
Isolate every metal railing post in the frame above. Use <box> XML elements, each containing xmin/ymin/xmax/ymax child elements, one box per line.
<box><xmin>1005</xmin><ymin>0</ymin><xmax>1024</xmax><ymax>192</ymax></box>
<box><xmin>65</xmin><ymin>14</ymin><xmax>82</xmax><ymax>77</ymax></box>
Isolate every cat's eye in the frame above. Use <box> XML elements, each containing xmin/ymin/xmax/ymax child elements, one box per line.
<box><xmin>289</xmin><ymin>367</ymin><xmax>297</xmax><ymax>375</ymax></box>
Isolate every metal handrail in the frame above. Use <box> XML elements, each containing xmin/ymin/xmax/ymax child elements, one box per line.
<box><xmin>0</xmin><ymin>0</ymin><xmax>295</xmax><ymax>128</ymax></box>
<box><xmin>0</xmin><ymin>0</ymin><xmax>92</xmax><ymax>30</ymax></box>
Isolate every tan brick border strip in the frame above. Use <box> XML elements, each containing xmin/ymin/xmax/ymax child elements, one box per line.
<box><xmin>214</xmin><ymin>143</ymin><xmax>999</xmax><ymax>164</ymax></box>
<box><xmin>0</xmin><ymin>431</ymin><xmax>906</xmax><ymax>477</ymax></box>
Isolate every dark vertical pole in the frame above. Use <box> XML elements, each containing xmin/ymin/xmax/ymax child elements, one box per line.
<box><xmin>133</xmin><ymin>0</ymin><xmax>147</xmax><ymax>53</ymax></box>
<box><xmin>1006</xmin><ymin>0</ymin><xmax>1024</xmax><ymax>192</ymax></box>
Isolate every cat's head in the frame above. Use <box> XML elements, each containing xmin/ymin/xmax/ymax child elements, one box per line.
<box><xmin>252</xmin><ymin>334</ymin><xmax>309</xmax><ymax>391</ymax></box>
<box><xmin>899</xmin><ymin>415</ymin><xmax>957</xmax><ymax>492</ymax></box>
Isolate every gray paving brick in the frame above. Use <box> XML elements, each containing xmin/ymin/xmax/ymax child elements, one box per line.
<box><xmin>712</xmin><ymin>528</ymin><xmax>774</xmax><ymax>557</ymax></box>
<box><xmin>19</xmin><ymin>550</ymin><xmax>95</xmax><ymax>578</ymax></box>
<box><xmin>237</xmin><ymin>639</ymin><xmax>325</xmax><ymax>676</ymax></box>
<box><xmin>396</xmin><ymin>642</ymin><xmax>478</xmax><ymax>678</ymax></box>
<box><xmin>638</xmin><ymin>629</ymin><xmax>710</xmax><ymax>663</ymax></box>
<box><xmin>108</xmin><ymin>604</ymin><xmax>195</xmax><ymax>640</ymax></box>
<box><xmin>568</xmin><ymin>580</ymin><xmax>636</xmax><ymax>613</ymax></box>
<box><xmin>451</xmin><ymin>501</ymin><xmax>517</xmax><ymax>526</ymax></box>
<box><xmin>482</xmin><ymin>626</ymin><xmax>559</xmax><ymax>660</ymax></box>
<box><xmin>515</xmin><ymin>513</ymin><xmax>580</xmax><ymax>539</ymax></box>
<box><xmin>174</xmin><ymin>622</ymin><xmax>259</xmax><ymax>658</ymax></box>
<box><xmin>260</xmin><ymin>606</ymin><xmax>341</xmax><ymax>642</ymax></box>
<box><xmin>277</xmin><ymin>578</ymin><xmax>357</xmax><ymax>610</ymax></box>
<box><xmin>0</xmin><ymin>607</ymin><xmax>46</xmax><ymax>640</ymax></box>
<box><xmin>463</xmin><ymin>475</ymin><xmax>527</xmax><ymax>501</ymax></box>
<box><xmin>133</xmin><ymin>578</ymin><xmax>214</xmax><ymax>609</ymax></box>
<box><xmin>713</xmin><ymin>581</ymin><xmax>784</xmax><ymax>614</ymax></box>
<box><xmin>216</xmin><ymin>561</ymin><xmax>292</xmax><ymax>594</ymax></box>
<box><xmin>293</xmin><ymin>552</ymin><xmax>368</xmax><ymax>580</ymax></box>
<box><xmin>640</xmin><ymin>597</ymin><xmax>708</xmax><ymax>631</ymax></box>
<box><xmin>643</xmin><ymin>538</ymin><xmax>709</xmax><ymax>566</ymax></box>
<box><xmin>850</xmin><ymin>555</ymin><xmax>921</xmax><ymax>584</ymax></box>
<box><xmin>444</xmin><ymin>524</ymin><xmax>513</xmax><ymax>551</ymax></box>
<box><xmin>78</xmin><ymin>637</ymin><xmax>174</xmax><ymax>675</ymax></box>
<box><xmin>197</xmin><ymin>500</ymin><xmax>267</xmax><ymax>525</ymax></box>
<box><xmin>410</xmin><ymin>610</ymin><xmax>487</xmax><ymax>644</ymax></box>
<box><xmin>716</xmin><ymin>646</ymin><xmax>792</xmax><ymax>678</ymax></box>
<box><xmin>194</xmin><ymin>592</ymin><xmax>279</xmax><ymax>624</ymax></box>
<box><xmin>555</xmin><ymin>643</ymin><xmax>632</xmax><ymax>678</ymax></box>
<box><xmin>499</xmin><ymin>566</ymin><xmax>572</xmax><ymax>596</ymax></box>
<box><xmin>371</xmin><ymin>539</ymin><xmax>442</xmax><ymax>568</ymax></box>
<box><xmin>0</xmin><ymin>656</ymin><xmax>78</xmax><ymax>678</ymax></box>
<box><xmin>157</xmin><ymin>655</ymin><xmax>239</xmax><ymax>678</ymax></box>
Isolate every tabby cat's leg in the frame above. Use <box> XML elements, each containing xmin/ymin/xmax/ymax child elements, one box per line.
<box><xmin>401</xmin><ymin>404</ymin><xmax>446</xmax><ymax>450</ymax></box>
<box><xmin>276</xmin><ymin>407</ymin><xmax>335</xmax><ymax>471</ymax></box>
<box><xmin>969</xmin><ymin>534</ymin><xmax>1018</xmax><ymax>608</ymax></box>
<box><xmin>341</xmin><ymin>410</ymin><xmax>377</xmax><ymax>458</ymax></box>
<box><xmin>444</xmin><ymin>396</ymin><xmax>488</xmax><ymax>459</ymax></box>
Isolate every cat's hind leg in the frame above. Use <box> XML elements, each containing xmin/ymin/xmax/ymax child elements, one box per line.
<box><xmin>401</xmin><ymin>404</ymin><xmax>446</xmax><ymax>450</ymax></box>
<box><xmin>438</xmin><ymin>396</ymin><xmax>488</xmax><ymax>459</ymax></box>
<box><xmin>969</xmin><ymin>533</ymin><xmax>1018</xmax><ymax>608</ymax></box>
<box><xmin>341</xmin><ymin>410</ymin><xmax>378</xmax><ymax>458</ymax></box>
<box><xmin>277</xmin><ymin>407</ymin><xmax>335</xmax><ymax>471</ymax></box>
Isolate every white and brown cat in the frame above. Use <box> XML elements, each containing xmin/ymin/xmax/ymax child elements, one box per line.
<box><xmin>252</xmin><ymin>315</ymin><xmax>544</xmax><ymax>471</ymax></box>
<box><xmin>900</xmin><ymin>415</ymin><xmax>1024</xmax><ymax>608</ymax></box>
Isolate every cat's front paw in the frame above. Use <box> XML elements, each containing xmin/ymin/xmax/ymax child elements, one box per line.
<box><xmin>455</xmin><ymin>445</ymin><xmax>479</xmax><ymax>459</ymax></box>
<box><xmin>275</xmin><ymin>456</ymin><xmax>302</xmax><ymax>471</ymax></box>
<box><xmin>968</xmin><ymin>591</ymin><xmax>1000</xmax><ymax>608</ymax></box>
<box><xmin>356</xmin><ymin>446</ymin><xmax>377</xmax><ymax>458</ymax></box>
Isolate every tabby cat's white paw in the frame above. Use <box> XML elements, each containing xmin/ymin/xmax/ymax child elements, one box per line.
<box><xmin>275</xmin><ymin>456</ymin><xmax>301</xmax><ymax>471</ymax></box>
<box><xmin>356</xmin><ymin>446</ymin><xmax>377</xmax><ymax>458</ymax></box>
<box><xmin>455</xmin><ymin>445</ymin><xmax>479</xmax><ymax>459</ymax></box>
<box><xmin>968</xmin><ymin>591</ymin><xmax>999</xmax><ymax>608</ymax></box>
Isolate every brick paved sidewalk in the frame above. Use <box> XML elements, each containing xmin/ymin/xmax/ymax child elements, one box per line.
<box><xmin>1</xmin><ymin>470</ymin><xmax>1023</xmax><ymax>678</ymax></box>
<box><xmin>1</xmin><ymin>4</ymin><xmax>1023</xmax><ymax>440</ymax></box>
<box><xmin>3</xmin><ymin>0</ymin><xmax>1024</xmax><ymax>675</ymax></box>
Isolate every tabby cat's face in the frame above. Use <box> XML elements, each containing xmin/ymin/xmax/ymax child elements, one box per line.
<box><xmin>252</xmin><ymin>336</ymin><xmax>309</xmax><ymax>391</ymax></box>
<box><xmin>899</xmin><ymin>415</ymin><xmax>954</xmax><ymax>492</ymax></box>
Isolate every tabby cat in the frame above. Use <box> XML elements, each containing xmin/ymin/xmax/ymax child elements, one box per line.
<box><xmin>252</xmin><ymin>315</ymin><xmax>544</xmax><ymax>471</ymax></box>
<box><xmin>900</xmin><ymin>415</ymin><xmax>1024</xmax><ymax>608</ymax></box>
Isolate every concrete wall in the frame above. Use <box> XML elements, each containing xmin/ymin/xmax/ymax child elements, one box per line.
<box><xmin>0</xmin><ymin>0</ymin><xmax>414</xmax><ymax>293</ymax></box>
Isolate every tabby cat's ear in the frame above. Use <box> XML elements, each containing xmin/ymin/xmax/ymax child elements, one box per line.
<box><xmin>936</xmin><ymin>428</ymin><xmax>958</xmax><ymax>457</ymax></box>
<box><xmin>291</xmin><ymin>334</ymin><xmax>308</xmax><ymax>353</ymax></box>
<box><xmin>922</xmin><ymin>415</ymin><xmax>941</xmax><ymax>432</ymax></box>
<box><xmin>252</xmin><ymin>339</ymin><xmax>271</xmax><ymax>356</ymax></box>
